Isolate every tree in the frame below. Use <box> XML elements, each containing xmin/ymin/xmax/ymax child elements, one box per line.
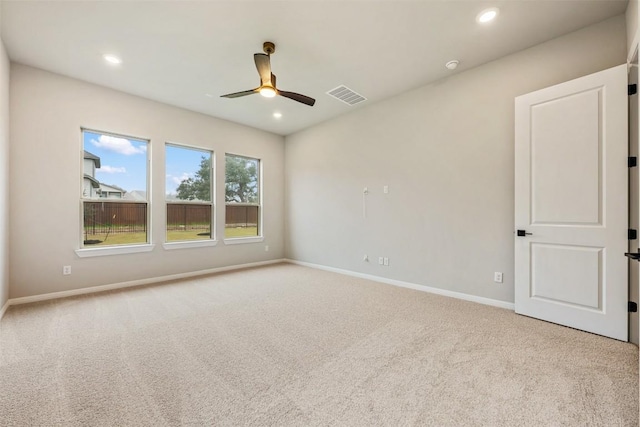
<box><xmin>176</xmin><ymin>156</ymin><xmax>211</xmax><ymax>201</ymax></box>
<box><xmin>225</xmin><ymin>156</ymin><xmax>258</xmax><ymax>203</ymax></box>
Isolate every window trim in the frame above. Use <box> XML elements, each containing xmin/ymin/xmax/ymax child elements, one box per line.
<box><xmin>162</xmin><ymin>240</ymin><xmax>218</xmax><ymax>250</ymax></box>
<box><xmin>164</xmin><ymin>142</ymin><xmax>215</xmax><ymax>244</ymax></box>
<box><xmin>75</xmin><ymin>244</ymin><xmax>155</xmax><ymax>258</ymax></box>
<box><xmin>223</xmin><ymin>236</ymin><xmax>264</xmax><ymax>245</ymax></box>
<box><xmin>80</xmin><ymin>128</ymin><xmax>151</xmax><ymax>251</ymax></box>
<box><xmin>223</xmin><ymin>153</ymin><xmax>262</xmax><ymax>241</ymax></box>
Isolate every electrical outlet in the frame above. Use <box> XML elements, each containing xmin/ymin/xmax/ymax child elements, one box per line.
<box><xmin>63</xmin><ymin>266</ymin><xmax>71</xmax><ymax>275</ymax></box>
<box><xmin>383</xmin><ymin>257</ymin><xmax>389</xmax><ymax>266</ymax></box>
<box><xmin>378</xmin><ymin>257</ymin><xmax>384</xmax><ymax>265</ymax></box>
<box><xmin>383</xmin><ymin>185</ymin><xmax>389</xmax><ymax>194</ymax></box>
<box><xmin>363</xmin><ymin>254</ymin><xmax>369</xmax><ymax>262</ymax></box>
<box><xmin>265</xmin><ymin>245</ymin><xmax>269</xmax><ymax>252</ymax></box>
<box><xmin>494</xmin><ymin>272</ymin><xmax>503</xmax><ymax>283</ymax></box>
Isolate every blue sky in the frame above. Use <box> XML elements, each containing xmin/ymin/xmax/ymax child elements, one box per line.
<box><xmin>83</xmin><ymin>131</ymin><xmax>207</xmax><ymax>195</ymax></box>
<box><xmin>165</xmin><ymin>144</ymin><xmax>210</xmax><ymax>196</ymax></box>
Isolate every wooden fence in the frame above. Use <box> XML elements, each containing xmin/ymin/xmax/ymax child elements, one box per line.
<box><xmin>83</xmin><ymin>201</ymin><xmax>147</xmax><ymax>234</ymax></box>
<box><xmin>83</xmin><ymin>201</ymin><xmax>258</xmax><ymax>234</ymax></box>
<box><xmin>167</xmin><ymin>203</ymin><xmax>211</xmax><ymax>231</ymax></box>
<box><xmin>225</xmin><ymin>205</ymin><xmax>258</xmax><ymax>228</ymax></box>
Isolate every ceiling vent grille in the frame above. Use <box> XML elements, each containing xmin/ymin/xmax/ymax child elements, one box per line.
<box><xmin>326</xmin><ymin>85</ymin><xmax>367</xmax><ymax>106</ymax></box>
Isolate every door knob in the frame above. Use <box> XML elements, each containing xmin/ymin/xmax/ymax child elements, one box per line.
<box><xmin>516</xmin><ymin>230</ymin><xmax>532</xmax><ymax>237</ymax></box>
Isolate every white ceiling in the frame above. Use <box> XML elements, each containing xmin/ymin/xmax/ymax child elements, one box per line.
<box><xmin>0</xmin><ymin>0</ymin><xmax>628</xmax><ymax>136</ymax></box>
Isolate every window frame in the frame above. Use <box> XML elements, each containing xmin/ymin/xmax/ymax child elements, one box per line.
<box><xmin>223</xmin><ymin>152</ymin><xmax>263</xmax><ymax>244</ymax></box>
<box><xmin>76</xmin><ymin>128</ymin><xmax>154</xmax><ymax>258</ymax></box>
<box><xmin>163</xmin><ymin>142</ymin><xmax>217</xmax><ymax>250</ymax></box>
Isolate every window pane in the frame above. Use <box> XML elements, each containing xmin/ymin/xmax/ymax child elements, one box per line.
<box><xmin>82</xmin><ymin>130</ymin><xmax>148</xmax><ymax>246</ymax></box>
<box><xmin>166</xmin><ymin>145</ymin><xmax>213</xmax><ymax>242</ymax></box>
<box><xmin>166</xmin><ymin>204</ymin><xmax>212</xmax><ymax>241</ymax></box>
<box><xmin>166</xmin><ymin>145</ymin><xmax>211</xmax><ymax>202</ymax></box>
<box><xmin>83</xmin><ymin>201</ymin><xmax>147</xmax><ymax>246</ymax></box>
<box><xmin>225</xmin><ymin>155</ymin><xmax>258</xmax><ymax>204</ymax></box>
<box><xmin>225</xmin><ymin>154</ymin><xmax>259</xmax><ymax>238</ymax></box>
<box><xmin>225</xmin><ymin>205</ymin><xmax>259</xmax><ymax>238</ymax></box>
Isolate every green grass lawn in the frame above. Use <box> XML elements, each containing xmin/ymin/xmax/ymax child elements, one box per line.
<box><xmin>224</xmin><ymin>226</ymin><xmax>258</xmax><ymax>238</ymax></box>
<box><xmin>166</xmin><ymin>230</ymin><xmax>211</xmax><ymax>242</ymax></box>
<box><xmin>84</xmin><ymin>232</ymin><xmax>147</xmax><ymax>246</ymax></box>
<box><xmin>83</xmin><ymin>227</ymin><xmax>258</xmax><ymax>246</ymax></box>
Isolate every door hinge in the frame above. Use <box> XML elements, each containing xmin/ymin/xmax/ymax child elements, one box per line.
<box><xmin>629</xmin><ymin>301</ymin><xmax>638</xmax><ymax>313</ymax></box>
<box><xmin>630</xmin><ymin>157</ymin><xmax>637</xmax><ymax>168</ymax></box>
<box><xmin>629</xmin><ymin>84</ymin><xmax>637</xmax><ymax>96</ymax></box>
<box><xmin>630</xmin><ymin>229</ymin><xmax>638</xmax><ymax>240</ymax></box>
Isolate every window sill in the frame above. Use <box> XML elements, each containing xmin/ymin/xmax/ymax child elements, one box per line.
<box><xmin>75</xmin><ymin>244</ymin><xmax>155</xmax><ymax>258</ymax></box>
<box><xmin>223</xmin><ymin>236</ymin><xmax>264</xmax><ymax>245</ymax></box>
<box><xmin>163</xmin><ymin>240</ymin><xmax>218</xmax><ymax>250</ymax></box>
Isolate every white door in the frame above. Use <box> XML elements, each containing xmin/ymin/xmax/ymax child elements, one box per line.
<box><xmin>515</xmin><ymin>64</ymin><xmax>628</xmax><ymax>341</ymax></box>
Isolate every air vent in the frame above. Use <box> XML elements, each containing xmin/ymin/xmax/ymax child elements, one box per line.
<box><xmin>326</xmin><ymin>85</ymin><xmax>367</xmax><ymax>106</ymax></box>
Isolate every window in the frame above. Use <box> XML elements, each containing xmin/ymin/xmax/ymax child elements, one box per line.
<box><xmin>82</xmin><ymin>129</ymin><xmax>149</xmax><ymax>247</ymax></box>
<box><xmin>225</xmin><ymin>154</ymin><xmax>260</xmax><ymax>238</ymax></box>
<box><xmin>166</xmin><ymin>144</ymin><xmax>213</xmax><ymax>242</ymax></box>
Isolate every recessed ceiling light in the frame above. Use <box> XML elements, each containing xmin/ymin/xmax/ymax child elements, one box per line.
<box><xmin>445</xmin><ymin>60</ymin><xmax>459</xmax><ymax>70</ymax></box>
<box><xmin>273</xmin><ymin>112</ymin><xmax>282</xmax><ymax>119</ymax></box>
<box><xmin>103</xmin><ymin>54</ymin><xmax>122</xmax><ymax>65</ymax></box>
<box><xmin>204</xmin><ymin>93</ymin><xmax>214</xmax><ymax>98</ymax></box>
<box><xmin>477</xmin><ymin>7</ymin><xmax>499</xmax><ymax>24</ymax></box>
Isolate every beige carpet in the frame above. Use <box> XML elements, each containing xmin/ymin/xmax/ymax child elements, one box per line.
<box><xmin>0</xmin><ymin>263</ymin><xmax>637</xmax><ymax>426</ymax></box>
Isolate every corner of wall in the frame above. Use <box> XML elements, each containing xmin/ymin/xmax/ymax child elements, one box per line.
<box><xmin>627</xmin><ymin>0</ymin><xmax>639</xmax><ymax>60</ymax></box>
<box><xmin>0</xmin><ymin>6</ymin><xmax>10</xmax><ymax>314</ymax></box>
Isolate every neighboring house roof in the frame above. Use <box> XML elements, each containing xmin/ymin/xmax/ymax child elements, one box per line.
<box><xmin>83</xmin><ymin>150</ymin><xmax>101</xmax><ymax>168</ymax></box>
<box><xmin>83</xmin><ymin>174</ymin><xmax>100</xmax><ymax>188</ymax></box>
<box><xmin>124</xmin><ymin>190</ymin><xmax>147</xmax><ymax>201</ymax></box>
<box><xmin>100</xmin><ymin>183</ymin><xmax>126</xmax><ymax>193</ymax></box>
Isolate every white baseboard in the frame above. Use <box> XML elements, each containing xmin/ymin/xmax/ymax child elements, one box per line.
<box><xmin>2</xmin><ymin>258</ymin><xmax>513</xmax><ymax>319</ymax></box>
<box><xmin>0</xmin><ymin>299</ymin><xmax>8</xmax><ymax>321</ymax></box>
<box><xmin>6</xmin><ymin>259</ymin><xmax>286</xmax><ymax>307</ymax></box>
<box><xmin>285</xmin><ymin>259</ymin><xmax>515</xmax><ymax>311</ymax></box>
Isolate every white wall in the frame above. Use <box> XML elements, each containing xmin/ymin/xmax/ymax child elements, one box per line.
<box><xmin>0</xmin><ymin>3</ymin><xmax>10</xmax><ymax>310</ymax></box>
<box><xmin>627</xmin><ymin>0</ymin><xmax>639</xmax><ymax>59</ymax></box>
<box><xmin>284</xmin><ymin>16</ymin><xmax>627</xmax><ymax>304</ymax></box>
<box><xmin>9</xmin><ymin>65</ymin><xmax>285</xmax><ymax>299</ymax></box>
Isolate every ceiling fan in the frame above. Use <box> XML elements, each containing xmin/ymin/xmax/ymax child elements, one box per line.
<box><xmin>221</xmin><ymin>42</ymin><xmax>316</xmax><ymax>107</ymax></box>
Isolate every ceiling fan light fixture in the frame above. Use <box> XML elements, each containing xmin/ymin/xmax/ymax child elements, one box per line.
<box><xmin>259</xmin><ymin>87</ymin><xmax>277</xmax><ymax>98</ymax></box>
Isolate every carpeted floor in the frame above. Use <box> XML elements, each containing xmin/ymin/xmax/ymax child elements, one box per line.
<box><xmin>0</xmin><ymin>263</ymin><xmax>637</xmax><ymax>426</ymax></box>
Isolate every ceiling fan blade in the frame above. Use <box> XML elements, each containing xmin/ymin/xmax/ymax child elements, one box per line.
<box><xmin>220</xmin><ymin>88</ymin><xmax>259</xmax><ymax>98</ymax></box>
<box><xmin>254</xmin><ymin>53</ymin><xmax>272</xmax><ymax>86</ymax></box>
<box><xmin>278</xmin><ymin>90</ymin><xmax>316</xmax><ymax>106</ymax></box>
